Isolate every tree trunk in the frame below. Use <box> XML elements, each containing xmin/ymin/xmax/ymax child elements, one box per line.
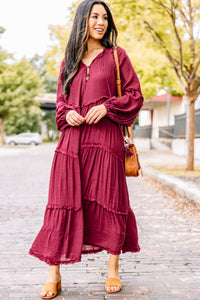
<box><xmin>0</xmin><ymin>118</ymin><xmax>5</xmax><ymax>145</ymax></box>
<box><xmin>186</xmin><ymin>97</ymin><xmax>195</xmax><ymax>170</ymax></box>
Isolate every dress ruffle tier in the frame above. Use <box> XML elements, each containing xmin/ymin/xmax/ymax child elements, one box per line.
<box><xmin>29</xmin><ymin>47</ymin><xmax>143</xmax><ymax>265</ymax></box>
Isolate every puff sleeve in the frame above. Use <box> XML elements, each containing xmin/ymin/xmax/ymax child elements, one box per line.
<box><xmin>55</xmin><ymin>58</ymin><xmax>75</xmax><ymax>131</ymax></box>
<box><xmin>104</xmin><ymin>47</ymin><xmax>144</xmax><ymax>126</ymax></box>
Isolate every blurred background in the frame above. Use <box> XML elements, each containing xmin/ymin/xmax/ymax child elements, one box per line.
<box><xmin>0</xmin><ymin>0</ymin><xmax>200</xmax><ymax>171</ymax></box>
<box><xmin>0</xmin><ymin>0</ymin><xmax>74</xmax><ymax>145</ymax></box>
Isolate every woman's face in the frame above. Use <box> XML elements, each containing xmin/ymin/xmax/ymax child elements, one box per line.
<box><xmin>88</xmin><ymin>4</ymin><xmax>108</xmax><ymax>41</ymax></box>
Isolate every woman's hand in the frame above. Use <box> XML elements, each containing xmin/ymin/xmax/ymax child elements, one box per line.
<box><xmin>85</xmin><ymin>105</ymin><xmax>107</xmax><ymax>124</ymax></box>
<box><xmin>66</xmin><ymin>110</ymin><xmax>85</xmax><ymax>126</ymax></box>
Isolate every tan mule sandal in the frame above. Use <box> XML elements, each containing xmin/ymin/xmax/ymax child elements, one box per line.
<box><xmin>105</xmin><ymin>277</ymin><xmax>122</xmax><ymax>293</ymax></box>
<box><xmin>41</xmin><ymin>280</ymin><xmax>61</xmax><ymax>299</ymax></box>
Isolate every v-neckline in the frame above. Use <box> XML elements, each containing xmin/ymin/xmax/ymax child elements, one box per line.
<box><xmin>81</xmin><ymin>48</ymin><xmax>106</xmax><ymax>68</ymax></box>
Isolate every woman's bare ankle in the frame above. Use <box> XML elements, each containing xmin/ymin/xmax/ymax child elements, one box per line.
<box><xmin>108</xmin><ymin>255</ymin><xmax>119</xmax><ymax>268</ymax></box>
<box><xmin>47</xmin><ymin>265</ymin><xmax>61</xmax><ymax>283</ymax></box>
<box><xmin>107</xmin><ymin>254</ymin><xmax>119</xmax><ymax>279</ymax></box>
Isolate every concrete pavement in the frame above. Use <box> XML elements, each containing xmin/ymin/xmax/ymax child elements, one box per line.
<box><xmin>0</xmin><ymin>144</ymin><xmax>200</xmax><ymax>299</ymax></box>
<box><xmin>139</xmin><ymin>150</ymin><xmax>200</xmax><ymax>206</ymax></box>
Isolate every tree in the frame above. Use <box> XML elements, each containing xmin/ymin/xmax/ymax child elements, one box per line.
<box><xmin>30</xmin><ymin>54</ymin><xmax>57</xmax><ymax>93</ymax></box>
<box><xmin>42</xmin><ymin>110</ymin><xmax>59</xmax><ymax>141</ymax></box>
<box><xmin>127</xmin><ymin>41</ymin><xmax>183</xmax><ymax>99</ymax></box>
<box><xmin>44</xmin><ymin>1</ymin><xmax>182</xmax><ymax>108</ymax></box>
<box><xmin>45</xmin><ymin>25</ymin><xmax>71</xmax><ymax>77</ymax></box>
<box><xmin>4</xmin><ymin>106</ymin><xmax>42</xmax><ymax>135</ymax></box>
<box><xmin>0</xmin><ymin>27</ymin><xmax>11</xmax><ymax>144</ymax></box>
<box><xmin>44</xmin><ymin>1</ymin><xmax>81</xmax><ymax>76</ymax></box>
<box><xmin>0</xmin><ymin>58</ymin><xmax>42</xmax><ymax>144</ymax></box>
<box><xmin>110</xmin><ymin>0</ymin><xmax>200</xmax><ymax>170</ymax></box>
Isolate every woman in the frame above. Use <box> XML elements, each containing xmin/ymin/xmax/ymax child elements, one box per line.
<box><xmin>29</xmin><ymin>0</ymin><xmax>144</xmax><ymax>298</ymax></box>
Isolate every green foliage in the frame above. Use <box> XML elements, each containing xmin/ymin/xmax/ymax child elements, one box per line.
<box><xmin>134</xmin><ymin>115</ymin><xmax>139</xmax><ymax>127</ymax></box>
<box><xmin>0</xmin><ymin>28</ymin><xmax>44</xmax><ymax>143</ymax></box>
<box><xmin>43</xmin><ymin>77</ymin><xmax>57</xmax><ymax>93</ymax></box>
<box><xmin>108</xmin><ymin>0</ymin><xmax>200</xmax><ymax>169</ymax></box>
<box><xmin>109</xmin><ymin>0</ymin><xmax>188</xmax><ymax>98</ymax></box>
<box><xmin>0</xmin><ymin>46</ymin><xmax>11</xmax><ymax>72</ymax></box>
<box><xmin>128</xmin><ymin>42</ymin><xmax>183</xmax><ymax>99</ymax></box>
<box><xmin>0</xmin><ymin>26</ymin><xmax>5</xmax><ymax>35</ymax></box>
<box><xmin>0</xmin><ymin>54</ymin><xmax>43</xmax><ymax>138</ymax></box>
<box><xmin>43</xmin><ymin>0</ymin><xmax>184</xmax><ymax>99</ymax></box>
<box><xmin>42</xmin><ymin>110</ymin><xmax>59</xmax><ymax>141</ymax></box>
<box><xmin>44</xmin><ymin>1</ymin><xmax>81</xmax><ymax>77</ymax></box>
<box><xmin>30</xmin><ymin>54</ymin><xmax>46</xmax><ymax>78</ymax></box>
<box><xmin>30</xmin><ymin>54</ymin><xmax>57</xmax><ymax>93</ymax></box>
<box><xmin>0</xmin><ymin>33</ymin><xmax>11</xmax><ymax>75</ymax></box>
<box><xmin>0</xmin><ymin>58</ymin><xmax>42</xmax><ymax>118</ymax></box>
<box><xmin>110</xmin><ymin>0</ymin><xmax>200</xmax><ymax>97</ymax></box>
<box><xmin>45</xmin><ymin>25</ymin><xmax>71</xmax><ymax>77</ymax></box>
<box><xmin>4</xmin><ymin>106</ymin><xmax>42</xmax><ymax>135</ymax></box>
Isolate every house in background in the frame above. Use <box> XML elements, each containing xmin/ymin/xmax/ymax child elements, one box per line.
<box><xmin>134</xmin><ymin>93</ymin><xmax>200</xmax><ymax>159</ymax></box>
<box><xmin>35</xmin><ymin>93</ymin><xmax>56</xmax><ymax>138</ymax></box>
<box><xmin>139</xmin><ymin>93</ymin><xmax>184</xmax><ymax>138</ymax></box>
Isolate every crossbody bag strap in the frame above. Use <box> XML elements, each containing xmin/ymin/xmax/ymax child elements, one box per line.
<box><xmin>113</xmin><ymin>47</ymin><xmax>122</xmax><ymax>98</ymax></box>
<box><xmin>113</xmin><ymin>47</ymin><xmax>130</xmax><ymax>138</ymax></box>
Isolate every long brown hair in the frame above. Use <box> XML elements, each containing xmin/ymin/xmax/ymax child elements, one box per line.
<box><xmin>61</xmin><ymin>0</ymin><xmax>118</xmax><ymax>95</ymax></box>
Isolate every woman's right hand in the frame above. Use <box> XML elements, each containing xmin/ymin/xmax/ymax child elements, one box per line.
<box><xmin>66</xmin><ymin>110</ymin><xmax>85</xmax><ymax>126</ymax></box>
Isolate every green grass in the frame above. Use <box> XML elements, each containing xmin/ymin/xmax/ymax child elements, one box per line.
<box><xmin>42</xmin><ymin>139</ymin><xmax>59</xmax><ymax>144</ymax></box>
<box><xmin>150</xmin><ymin>165</ymin><xmax>200</xmax><ymax>176</ymax></box>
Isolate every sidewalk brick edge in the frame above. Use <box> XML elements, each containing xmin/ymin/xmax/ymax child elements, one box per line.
<box><xmin>143</xmin><ymin>166</ymin><xmax>200</xmax><ymax>206</ymax></box>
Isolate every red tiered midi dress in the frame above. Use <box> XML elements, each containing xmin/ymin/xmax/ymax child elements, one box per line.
<box><xmin>29</xmin><ymin>47</ymin><xmax>144</xmax><ymax>265</ymax></box>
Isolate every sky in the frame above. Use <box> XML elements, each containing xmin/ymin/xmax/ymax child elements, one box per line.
<box><xmin>0</xmin><ymin>0</ymin><xmax>74</xmax><ymax>60</ymax></box>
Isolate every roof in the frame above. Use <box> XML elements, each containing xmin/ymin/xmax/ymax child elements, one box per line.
<box><xmin>35</xmin><ymin>93</ymin><xmax>56</xmax><ymax>104</ymax></box>
<box><xmin>147</xmin><ymin>94</ymin><xmax>182</xmax><ymax>103</ymax></box>
<box><xmin>143</xmin><ymin>94</ymin><xmax>182</xmax><ymax>110</ymax></box>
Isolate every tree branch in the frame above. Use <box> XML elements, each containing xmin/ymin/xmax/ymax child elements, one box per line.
<box><xmin>151</xmin><ymin>0</ymin><xmax>171</xmax><ymax>15</ymax></box>
<box><xmin>173</xmin><ymin>66</ymin><xmax>186</xmax><ymax>93</ymax></box>
<box><xmin>179</xmin><ymin>8</ymin><xmax>190</xmax><ymax>29</ymax></box>
<box><xmin>150</xmin><ymin>0</ymin><xmax>188</xmax><ymax>83</ymax></box>
<box><xmin>144</xmin><ymin>20</ymin><xmax>180</xmax><ymax>66</ymax></box>
<box><xmin>171</xmin><ymin>0</ymin><xmax>179</xmax><ymax>10</ymax></box>
<box><xmin>144</xmin><ymin>19</ymin><xmax>189</xmax><ymax>89</ymax></box>
<box><xmin>184</xmin><ymin>64</ymin><xmax>190</xmax><ymax>74</ymax></box>
<box><xmin>168</xmin><ymin>1</ymin><xmax>188</xmax><ymax>82</ymax></box>
<box><xmin>190</xmin><ymin>58</ymin><xmax>200</xmax><ymax>82</ymax></box>
<box><xmin>194</xmin><ymin>49</ymin><xmax>200</xmax><ymax>61</ymax></box>
<box><xmin>188</xmin><ymin>0</ymin><xmax>195</xmax><ymax>62</ymax></box>
<box><xmin>196</xmin><ymin>82</ymin><xmax>200</xmax><ymax>95</ymax></box>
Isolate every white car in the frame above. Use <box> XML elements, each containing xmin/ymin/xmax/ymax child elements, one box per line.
<box><xmin>6</xmin><ymin>132</ymin><xmax>42</xmax><ymax>146</ymax></box>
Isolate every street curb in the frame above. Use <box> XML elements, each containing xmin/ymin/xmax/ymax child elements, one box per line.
<box><xmin>142</xmin><ymin>165</ymin><xmax>200</xmax><ymax>206</ymax></box>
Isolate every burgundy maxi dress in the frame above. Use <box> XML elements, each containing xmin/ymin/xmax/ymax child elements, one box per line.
<box><xmin>29</xmin><ymin>47</ymin><xmax>144</xmax><ymax>265</ymax></box>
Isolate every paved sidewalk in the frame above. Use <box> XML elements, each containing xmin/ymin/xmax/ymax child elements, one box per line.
<box><xmin>0</xmin><ymin>144</ymin><xmax>200</xmax><ymax>299</ymax></box>
<box><xmin>139</xmin><ymin>150</ymin><xmax>200</xmax><ymax>206</ymax></box>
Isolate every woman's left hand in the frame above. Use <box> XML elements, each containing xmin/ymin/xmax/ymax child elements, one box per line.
<box><xmin>85</xmin><ymin>104</ymin><xmax>107</xmax><ymax>124</ymax></box>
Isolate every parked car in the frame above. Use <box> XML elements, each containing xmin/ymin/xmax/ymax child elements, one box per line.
<box><xmin>6</xmin><ymin>132</ymin><xmax>42</xmax><ymax>146</ymax></box>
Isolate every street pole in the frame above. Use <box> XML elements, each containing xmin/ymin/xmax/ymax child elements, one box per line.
<box><xmin>167</xmin><ymin>93</ymin><xmax>171</xmax><ymax>126</ymax></box>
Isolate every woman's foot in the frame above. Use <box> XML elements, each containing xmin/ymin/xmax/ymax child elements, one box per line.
<box><xmin>40</xmin><ymin>265</ymin><xmax>61</xmax><ymax>298</ymax></box>
<box><xmin>105</xmin><ymin>254</ymin><xmax>121</xmax><ymax>293</ymax></box>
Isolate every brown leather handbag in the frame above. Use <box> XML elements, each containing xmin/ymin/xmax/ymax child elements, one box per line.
<box><xmin>113</xmin><ymin>47</ymin><xmax>143</xmax><ymax>177</ymax></box>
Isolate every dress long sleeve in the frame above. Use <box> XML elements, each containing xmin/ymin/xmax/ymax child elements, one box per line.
<box><xmin>55</xmin><ymin>59</ymin><xmax>75</xmax><ymax>131</ymax></box>
<box><xmin>104</xmin><ymin>47</ymin><xmax>144</xmax><ymax>126</ymax></box>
